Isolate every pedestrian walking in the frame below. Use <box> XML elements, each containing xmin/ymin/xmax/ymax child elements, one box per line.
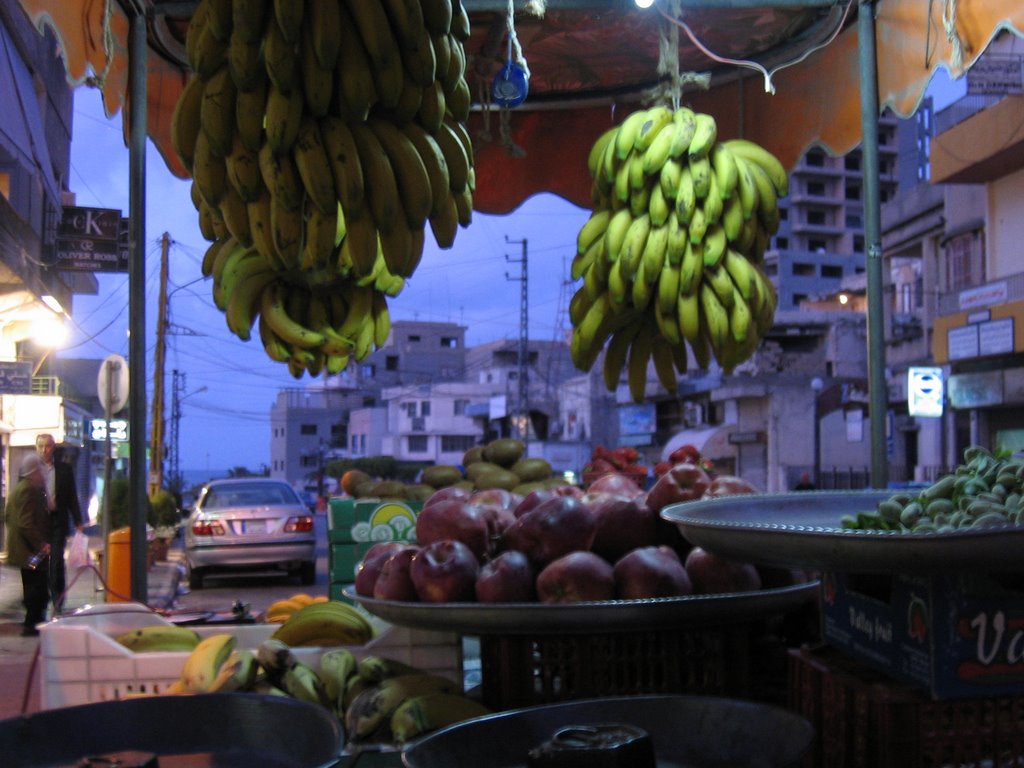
<box><xmin>36</xmin><ymin>433</ymin><xmax>84</xmax><ymax>611</ymax></box>
<box><xmin>5</xmin><ymin>453</ymin><xmax>51</xmax><ymax>636</ymax></box>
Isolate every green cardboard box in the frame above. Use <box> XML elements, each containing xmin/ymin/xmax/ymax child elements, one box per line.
<box><xmin>328</xmin><ymin>497</ymin><xmax>421</xmax><ymax>544</ymax></box>
<box><xmin>329</xmin><ymin>541</ymin><xmax>380</xmax><ymax>583</ymax></box>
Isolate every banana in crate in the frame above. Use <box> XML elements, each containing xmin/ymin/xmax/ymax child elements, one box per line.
<box><xmin>174</xmin><ymin>0</ymin><xmax>477</xmax><ymax>379</ymax></box>
<box><xmin>571</xmin><ymin>106</ymin><xmax>786</xmax><ymax>401</ymax></box>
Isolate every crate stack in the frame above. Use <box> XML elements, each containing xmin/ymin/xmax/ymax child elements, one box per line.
<box><xmin>789</xmin><ymin>569</ymin><xmax>1024</xmax><ymax>766</ymax></box>
<box><xmin>327</xmin><ymin>496</ymin><xmax>422</xmax><ymax>601</ymax></box>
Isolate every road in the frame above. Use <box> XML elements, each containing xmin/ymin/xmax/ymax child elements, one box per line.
<box><xmin>167</xmin><ymin>512</ymin><xmax>331</xmax><ymax>619</ymax></box>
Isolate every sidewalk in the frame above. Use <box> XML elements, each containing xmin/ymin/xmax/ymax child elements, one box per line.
<box><xmin>0</xmin><ymin>534</ymin><xmax>181</xmax><ymax>720</ymax></box>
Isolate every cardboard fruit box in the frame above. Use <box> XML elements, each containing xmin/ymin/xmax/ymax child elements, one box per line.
<box><xmin>327</xmin><ymin>497</ymin><xmax>422</xmax><ymax>544</ymax></box>
<box><xmin>820</xmin><ymin>570</ymin><xmax>1024</xmax><ymax>699</ymax></box>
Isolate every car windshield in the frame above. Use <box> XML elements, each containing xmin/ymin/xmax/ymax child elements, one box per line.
<box><xmin>201</xmin><ymin>483</ymin><xmax>300</xmax><ymax>509</ymax></box>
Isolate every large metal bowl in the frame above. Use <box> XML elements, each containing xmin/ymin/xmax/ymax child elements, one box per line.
<box><xmin>662</xmin><ymin>490</ymin><xmax>1024</xmax><ymax>574</ymax></box>
<box><xmin>0</xmin><ymin>693</ymin><xmax>342</xmax><ymax>767</ymax></box>
<box><xmin>402</xmin><ymin>694</ymin><xmax>814</xmax><ymax>768</ymax></box>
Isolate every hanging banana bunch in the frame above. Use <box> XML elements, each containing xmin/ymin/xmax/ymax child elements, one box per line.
<box><xmin>569</xmin><ymin>104</ymin><xmax>786</xmax><ymax>402</ymax></box>
<box><xmin>173</xmin><ymin>0</ymin><xmax>475</xmax><ymax>377</ymax></box>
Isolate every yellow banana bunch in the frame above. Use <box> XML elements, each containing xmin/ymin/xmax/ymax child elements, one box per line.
<box><xmin>572</xmin><ymin>105</ymin><xmax>790</xmax><ymax>399</ymax></box>
<box><xmin>114</xmin><ymin>624</ymin><xmax>201</xmax><ymax>653</ymax></box>
<box><xmin>171</xmin><ymin>0</ymin><xmax>475</xmax><ymax>374</ymax></box>
<box><xmin>270</xmin><ymin>599</ymin><xmax>375</xmax><ymax>647</ymax></box>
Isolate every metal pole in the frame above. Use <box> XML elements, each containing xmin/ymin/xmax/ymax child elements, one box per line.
<box><xmin>102</xmin><ymin>365</ymin><xmax>113</xmax><ymax>586</ymax></box>
<box><xmin>127</xmin><ymin>4</ymin><xmax>148</xmax><ymax>602</ymax></box>
<box><xmin>858</xmin><ymin>1</ymin><xmax>888</xmax><ymax>489</ymax></box>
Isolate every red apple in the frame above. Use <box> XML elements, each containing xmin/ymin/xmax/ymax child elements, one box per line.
<box><xmin>587</xmin><ymin>472</ymin><xmax>645</xmax><ymax>499</ymax></box>
<box><xmin>644</xmin><ymin>462</ymin><xmax>711</xmax><ymax>514</ymax></box>
<box><xmin>586</xmin><ymin>491</ymin><xmax>660</xmax><ymax>561</ymax></box>
<box><xmin>705</xmin><ymin>475</ymin><xmax>759</xmax><ymax>497</ymax></box>
<box><xmin>475</xmin><ymin>550</ymin><xmax>535</xmax><ymax>603</ymax></box>
<box><xmin>422</xmin><ymin>485</ymin><xmax>473</xmax><ymax>510</ymax></box>
<box><xmin>684</xmin><ymin>547</ymin><xmax>762</xmax><ymax>594</ymax></box>
<box><xmin>613</xmin><ymin>546</ymin><xmax>692</xmax><ymax>599</ymax></box>
<box><xmin>503</xmin><ymin>496</ymin><xmax>597</xmax><ymax>568</ymax></box>
<box><xmin>354</xmin><ymin>541</ymin><xmax>408</xmax><ymax>597</ymax></box>
<box><xmin>513</xmin><ymin>488</ymin><xmax>556</xmax><ymax>518</ymax></box>
<box><xmin>372</xmin><ymin>546</ymin><xmax>420</xmax><ymax>601</ymax></box>
<box><xmin>536</xmin><ymin>551</ymin><xmax>615</xmax><ymax>604</ymax></box>
<box><xmin>415</xmin><ymin>497</ymin><xmax>493</xmax><ymax>560</ymax></box>
<box><xmin>410</xmin><ymin>539</ymin><xmax>481</xmax><ymax>603</ymax></box>
<box><xmin>470</xmin><ymin>488</ymin><xmax>522</xmax><ymax>511</ymax></box>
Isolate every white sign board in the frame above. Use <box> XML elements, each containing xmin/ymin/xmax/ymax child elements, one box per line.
<box><xmin>908</xmin><ymin>367</ymin><xmax>944</xmax><ymax>418</ymax></box>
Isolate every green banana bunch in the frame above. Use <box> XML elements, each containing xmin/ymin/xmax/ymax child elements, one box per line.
<box><xmin>172</xmin><ymin>0</ymin><xmax>476</xmax><ymax>374</ymax></box>
<box><xmin>345</xmin><ymin>672</ymin><xmax>460</xmax><ymax>742</ymax></box>
<box><xmin>572</xmin><ymin>104</ymin><xmax>789</xmax><ymax>400</ymax></box>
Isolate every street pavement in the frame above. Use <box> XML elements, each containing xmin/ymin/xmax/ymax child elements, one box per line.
<box><xmin>0</xmin><ymin>530</ymin><xmax>181</xmax><ymax>720</ymax></box>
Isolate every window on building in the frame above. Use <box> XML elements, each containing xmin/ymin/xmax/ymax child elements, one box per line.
<box><xmin>792</xmin><ymin>262</ymin><xmax>816</xmax><ymax>277</ymax></box>
<box><xmin>845</xmin><ymin>213</ymin><xmax>862</xmax><ymax>229</ymax></box>
<box><xmin>408</xmin><ymin>335</ymin><xmax>421</xmax><ymax>342</ymax></box>
<box><xmin>454</xmin><ymin>399</ymin><xmax>468</xmax><ymax>415</ymax></box>
<box><xmin>853</xmin><ymin>235</ymin><xmax>865</xmax><ymax>253</ymax></box>
<box><xmin>845</xmin><ymin>155</ymin><xmax>861</xmax><ymax>172</ymax></box>
<box><xmin>764</xmin><ymin>262</ymin><xmax>778</xmax><ymax>276</ymax></box>
<box><xmin>403</xmin><ymin>402</ymin><xmax>416</xmax><ymax>417</ymax></box>
<box><xmin>421</xmin><ymin>401</ymin><xmax>431</xmax><ymax>417</ymax></box>
<box><xmin>441</xmin><ymin>435</ymin><xmax>476</xmax><ymax>453</ymax></box>
<box><xmin>360</xmin><ymin>364</ymin><xmax>375</xmax><ymax>378</ymax></box>
<box><xmin>822</xmin><ymin>265</ymin><xmax>843</xmax><ymax>279</ymax></box>
<box><xmin>807</xmin><ymin>209</ymin><xmax>827</xmax><ymax>225</ymax></box>
<box><xmin>845</xmin><ymin>181</ymin><xmax>861</xmax><ymax>200</ymax></box>
<box><xmin>441</xmin><ymin>337</ymin><xmax>458</xmax><ymax>348</ymax></box>
<box><xmin>362</xmin><ymin>396</ymin><xmax>375</xmax><ymax>407</ymax></box>
<box><xmin>808</xmin><ymin>239</ymin><xmax>828</xmax><ymax>252</ymax></box>
<box><xmin>945</xmin><ymin>231</ymin><xmax>981</xmax><ymax>292</ymax></box>
<box><xmin>779</xmin><ymin>206</ymin><xmax>788</xmax><ymax>220</ymax></box>
<box><xmin>300</xmin><ymin>424</ymin><xmax>317</xmax><ymax>435</ymax></box>
<box><xmin>793</xmin><ymin>293</ymin><xmax>808</xmax><ymax>305</ymax></box>
<box><xmin>360</xmin><ymin>435</ymin><xmax>366</xmax><ymax>452</ymax></box>
<box><xmin>300</xmin><ymin>455</ymin><xmax>317</xmax><ymax>467</ymax></box>
<box><xmin>806</xmin><ymin>149</ymin><xmax>826</xmax><ymax>167</ymax></box>
<box><xmin>807</xmin><ymin>181</ymin><xmax>826</xmax><ymax>196</ymax></box>
<box><xmin>407</xmin><ymin>435</ymin><xmax>428</xmax><ymax>453</ymax></box>
<box><xmin>351</xmin><ymin>435</ymin><xmax>358</xmax><ymax>452</ymax></box>
<box><xmin>775</xmin><ymin>237</ymin><xmax>788</xmax><ymax>249</ymax></box>
<box><xmin>386</xmin><ymin>355</ymin><xmax>399</xmax><ymax>370</ymax></box>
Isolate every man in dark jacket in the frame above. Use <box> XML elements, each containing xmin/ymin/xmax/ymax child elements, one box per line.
<box><xmin>36</xmin><ymin>433</ymin><xmax>84</xmax><ymax>611</ymax></box>
<box><xmin>5</xmin><ymin>453</ymin><xmax>51</xmax><ymax>635</ymax></box>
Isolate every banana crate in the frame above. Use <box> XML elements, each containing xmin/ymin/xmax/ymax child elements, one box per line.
<box><xmin>38</xmin><ymin>603</ymin><xmax>462</xmax><ymax>710</ymax></box>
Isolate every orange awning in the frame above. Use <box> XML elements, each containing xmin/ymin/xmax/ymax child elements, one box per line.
<box><xmin>16</xmin><ymin>1</ymin><xmax>1024</xmax><ymax>214</ymax></box>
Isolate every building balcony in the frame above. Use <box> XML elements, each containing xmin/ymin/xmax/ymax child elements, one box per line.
<box><xmin>788</xmin><ymin>220</ymin><xmax>845</xmax><ymax>237</ymax></box>
<box><xmin>931</xmin><ymin>95</ymin><xmax>1024</xmax><ymax>183</ymax></box>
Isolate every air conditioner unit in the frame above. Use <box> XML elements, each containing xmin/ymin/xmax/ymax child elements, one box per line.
<box><xmin>683</xmin><ymin>403</ymin><xmax>705</xmax><ymax>428</ymax></box>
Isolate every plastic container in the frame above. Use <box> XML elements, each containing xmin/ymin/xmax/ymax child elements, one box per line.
<box><xmin>105</xmin><ymin>526</ymin><xmax>131</xmax><ymax>603</ymax></box>
<box><xmin>788</xmin><ymin>644</ymin><xmax>1024</xmax><ymax>767</ymax></box>
<box><xmin>38</xmin><ymin>603</ymin><xmax>462</xmax><ymax>710</ymax></box>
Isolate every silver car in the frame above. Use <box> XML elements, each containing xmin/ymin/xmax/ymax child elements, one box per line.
<box><xmin>184</xmin><ymin>478</ymin><xmax>316</xmax><ymax>589</ymax></box>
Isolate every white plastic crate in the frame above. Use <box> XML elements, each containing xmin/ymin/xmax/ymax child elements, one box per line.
<box><xmin>39</xmin><ymin>602</ymin><xmax>462</xmax><ymax>710</ymax></box>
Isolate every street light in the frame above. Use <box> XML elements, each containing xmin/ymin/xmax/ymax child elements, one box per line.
<box><xmin>810</xmin><ymin>377</ymin><xmax>824</xmax><ymax>489</ymax></box>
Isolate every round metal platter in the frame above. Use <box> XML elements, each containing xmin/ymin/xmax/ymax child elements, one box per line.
<box><xmin>661</xmin><ymin>490</ymin><xmax>1024</xmax><ymax>574</ymax></box>
<box><xmin>342</xmin><ymin>581</ymin><xmax>816</xmax><ymax>635</ymax></box>
<box><xmin>402</xmin><ymin>694</ymin><xmax>814</xmax><ymax>768</ymax></box>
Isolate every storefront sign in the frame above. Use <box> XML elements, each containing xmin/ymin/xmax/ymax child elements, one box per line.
<box><xmin>54</xmin><ymin>206</ymin><xmax>129</xmax><ymax>272</ymax></box>
<box><xmin>948</xmin><ymin>371</ymin><xmax>1003</xmax><ymax>409</ymax></box>
<box><xmin>908</xmin><ymin>367</ymin><xmax>944</xmax><ymax>418</ymax></box>
<box><xmin>978</xmin><ymin>317</ymin><xmax>1014</xmax><ymax>357</ymax></box>
<box><xmin>959</xmin><ymin>281</ymin><xmax>1008</xmax><ymax>310</ymax></box>
<box><xmin>90</xmin><ymin>418</ymin><xmax>128</xmax><ymax>441</ymax></box>
<box><xmin>966</xmin><ymin>54</ymin><xmax>1024</xmax><ymax>95</ymax></box>
<box><xmin>0</xmin><ymin>360</ymin><xmax>32</xmax><ymax>394</ymax></box>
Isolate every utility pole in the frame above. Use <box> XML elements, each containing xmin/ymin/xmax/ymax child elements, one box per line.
<box><xmin>168</xmin><ymin>369</ymin><xmax>183</xmax><ymax>494</ymax></box>
<box><xmin>148</xmin><ymin>232</ymin><xmax>170</xmax><ymax>498</ymax></box>
<box><xmin>505</xmin><ymin>236</ymin><xmax>528</xmax><ymax>445</ymax></box>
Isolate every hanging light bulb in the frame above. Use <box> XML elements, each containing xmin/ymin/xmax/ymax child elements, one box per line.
<box><xmin>635</xmin><ymin>0</ymin><xmax>655</xmax><ymax>8</ymax></box>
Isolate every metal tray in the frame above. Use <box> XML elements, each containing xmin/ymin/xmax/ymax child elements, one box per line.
<box><xmin>342</xmin><ymin>581</ymin><xmax>816</xmax><ymax>635</ymax></box>
<box><xmin>0</xmin><ymin>693</ymin><xmax>342</xmax><ymax>768</ymax></box>
<box><xmin>662</xmin><ymin>490</ymin><xmax>1024</xmax><ymax>574</ymax></box>
<box><xmin>402</xmin><ymin>694</ymin><xmax>814</xmax><ymax>768</ymax></box>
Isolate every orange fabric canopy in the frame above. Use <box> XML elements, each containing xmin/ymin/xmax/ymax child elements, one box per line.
<box><xmin>17</xmin><ymin>1</ymin><xmax>1024</xmax><ymax>214</ymax></box>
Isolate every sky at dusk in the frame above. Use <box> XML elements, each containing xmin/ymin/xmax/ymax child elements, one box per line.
<box><xmin>62</xmin><ymin>87</ymin><xmax>590</xmax><ymax>476</ymax></box>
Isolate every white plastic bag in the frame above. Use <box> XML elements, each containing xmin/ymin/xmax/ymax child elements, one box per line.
<box><xmin>67</xmin><ymin>530</ymin><xmax>91</xmax><ymax>570</ymax></box>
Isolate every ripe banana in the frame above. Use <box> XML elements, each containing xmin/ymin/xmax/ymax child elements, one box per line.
<box><xmin>209</xmin><ymin>648</ymin><xmax>258</xmax><ymax>693</ymax></box>
<box><xmin>180</xmin><ymin>633</ymin><xmax>237</xmax><ymax>693</ymax></box>
<box><xmin>171</xmin><ymin>76</ymin><xmax>204</xmax><ymax>172</ymax></box>
<box><xmin>626</xmin><ymin>328</ymin><xmax>653</xmax><ymax>403</ymax></box>
<box><xmin>348</xmin><ymin>121</ymin><xmax>400</xmax><ymax>234</ymax></box>
<box><xmin>602</xmin><ymin>320</ymin><xmax>641</xmax><ymax>391</ymax></box>
<box><xmin>390</xmin><ymin>693</ymin><xmax>492</xmax><ymax>744</ymax></box>
<box><xmin>282</xmin><ymin>660</ymin><xmax>330</xmax><ymax>706</ymax></box>
<box><xmin>261</xmin><ymin>282</ymin><xmax>327</xmax><ymax>349</ymax></box>
<box><xmin>369</xmin><ymin>118</ymin><xmax>433</xmax><ymax>228</ymax></box>
<box><xmin>270</xmin><ymin>600</ymin><xmax>374</xmax><ymax>647</ymax></box>
<box><xmin>688</xmin><ymin>112</ymin><xmax>718</xmax><ymax>159</ymax></box>
<box><xmin>722</xmin><ymin>138</ymin><xmax>790</xmax><ymax>197</ymax></box>
<box><xmin>343</xmin><ymin>0</ymin><xmax>404</xmax><ymax>108</ymax></box>
<box><xmin>114</xmin><ymin>624</ymin><xmax>201</xmax><ymax>653</ymax></box>
<box><xmin>320</xmin><ymin>648</ymin><xmax>357</xmax><ymax>711</ymax></box>
<box><xmin>334</xmin><ymin>1</ymin><xmax>378</xmax><ymax>121</ymax></box>
<box><xmin>346</xmin><ymin>673</ymin><xmax>459</xmax><ymax>742</ymax></box>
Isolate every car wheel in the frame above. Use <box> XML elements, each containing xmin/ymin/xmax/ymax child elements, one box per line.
<box><xmin>298</xmin><ymin>561</ymin><xmax>316</xmax><ymax>585</ymax></box>
<box><xmin>188</xmin><ymin>566</ymin><xmax>205</xmax><ymax>590</ymax></box>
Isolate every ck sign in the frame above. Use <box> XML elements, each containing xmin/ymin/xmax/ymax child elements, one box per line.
<box><xmin>54</xmin><ymin>206</ymin><xmax>128</xmax><ymax>272</ymax></box>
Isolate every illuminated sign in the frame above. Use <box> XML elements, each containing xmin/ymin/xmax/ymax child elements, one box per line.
<box><xmin>908</xmin><ymin>367</ymin><xmax>944</xmax><ymax>418</ymax></box>
<box><xmin>90</xmin><ymin>419</ymin><xmax>128</xmax><ymax>441</ymax></box>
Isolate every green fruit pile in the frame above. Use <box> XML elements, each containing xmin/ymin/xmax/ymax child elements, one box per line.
<box><xmin>570</xmin><ymin>105</ymin><xmax>787</xmax><ymax>401</ymax></box>
<box><xmin>844</xmin><ymin>445</ymin><xmax>1024</xmax><ymax>533</ymax></box>
<box><xmin>173</xmin><ymin>0</ymin><xmax>474</xmax><ymax>378</ymax></box>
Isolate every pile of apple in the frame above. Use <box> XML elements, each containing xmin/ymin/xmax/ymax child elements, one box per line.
<box><xmin>354</xmin><ymin>452</ymin><xmax>805</xmax><ymax>605</ymax></box>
